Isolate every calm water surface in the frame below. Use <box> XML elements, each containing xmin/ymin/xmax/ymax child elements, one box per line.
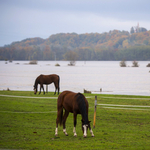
<box><xmin>0</xmin><ymin>61</ymin><xmax>150</xmax><ymax>96</ymax></box>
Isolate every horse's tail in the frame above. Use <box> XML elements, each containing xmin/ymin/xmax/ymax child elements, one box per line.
<box><xmin>57</xmin><ymin>92</ymin><xmax>65</xmax><ymax>126</ymax></box>
<box><xmin>59</xmin><ymin>108</ymin><xmax>63</xmax><ymax>126</ymax></box>
<box><xmin>57</xmin><ymin>91</ymin><xmax>70</xmax><ymax>126</ymax></box>
<box><xmin>58</xmin><ymin>75</ymin><xmax>60</xmax><ymax>94</ymax></box>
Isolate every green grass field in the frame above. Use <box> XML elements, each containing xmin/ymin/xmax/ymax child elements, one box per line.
<box><xmin>0</xmin><ymin>91</ymin><xmax>150</xmax><ymax>150</ymax></box>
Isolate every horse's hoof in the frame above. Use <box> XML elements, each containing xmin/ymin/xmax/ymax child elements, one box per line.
<box><xmin>74</xmin><ymin>135</ymin><xmax>77</xmax><ymax>137</ymax></box>
<box><xmin>55</xmin><ymin>134</ymin><xmax>58</xmax><ymax>136</ymax></box>
<box><xmin>83</xmin><ymin>135</ymin><xmax>87</xmax><ymax>138</ymax></box>
<box><xmin>65</xmin><ymin>134</ymin><xmax>68</xmax><ymax>136</ymax></box>
<box><xmin>92</xmin><ymin>135</ymin><xmax>95</xmax><ymax>137</ymax></box>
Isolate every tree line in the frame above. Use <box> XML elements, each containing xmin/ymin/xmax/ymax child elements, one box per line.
<box><xmin>0</xmin><ymin>30</ymin><xmax>150</xmax><ymax>61</ymax></box>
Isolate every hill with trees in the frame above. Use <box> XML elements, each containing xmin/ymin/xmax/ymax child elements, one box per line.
<box><xmin>0</xmin><ymin>29</ymin><xmax>150</xmax><ymax>61</ymax></box>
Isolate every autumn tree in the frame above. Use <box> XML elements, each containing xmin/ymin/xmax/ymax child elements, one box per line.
<box><xmin>43</xmin><ymin>45</ymin><xmax>53</xmax><ymax>60</ymax></box>
<box><xmin>63</xmin><ymin>50</ymin><xmax>78</xmax><ymax>65</ymax></box>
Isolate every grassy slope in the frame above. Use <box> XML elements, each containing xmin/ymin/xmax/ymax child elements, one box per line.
<box><xmin>0</xmin><ymin>91</ymin><xmax>150</xmax><ymax>150</ymax></box>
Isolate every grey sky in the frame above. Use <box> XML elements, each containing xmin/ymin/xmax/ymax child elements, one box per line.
<box><xmin>0</xmin><ymin>0</ymin><xmax>150</xmax><ymax>46</ymax></box>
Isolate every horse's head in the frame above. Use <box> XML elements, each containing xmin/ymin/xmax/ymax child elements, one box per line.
<box><xmin>33</xmin><ymin>85</ymin><xmax>37</xmax><ymax>94</ymax></box>
<box><xmin>81</xmin><ymin>120</ymin><xmax>91</xmax><ymax>138</ymax></box>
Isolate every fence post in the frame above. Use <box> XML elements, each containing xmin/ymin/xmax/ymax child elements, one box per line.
<box><xmin>46</xmin><ymin>85</ymin><xmax>48</xmax><ymax>93</ymax></box>
<box><xmin>93</xmin><ymin>95</ymin><xmax>97</xmax><ymax>128</ymax></box>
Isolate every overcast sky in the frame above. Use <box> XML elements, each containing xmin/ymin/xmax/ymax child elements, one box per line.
<box><xmin>0</xmin><ymin>0</ymin><xmax>150</xmax><ymax>46</ymax></box>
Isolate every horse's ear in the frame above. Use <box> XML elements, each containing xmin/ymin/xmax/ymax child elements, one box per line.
<box><xmin>88</xmin><ymin>121</ymin><xmax>91</xmax><ymax>123</ymax></box>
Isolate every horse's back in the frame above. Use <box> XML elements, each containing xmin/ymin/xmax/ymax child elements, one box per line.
<box><xmin>49</xmin><ymin>74</ymin><xmax>59</xmax><ymax>81</ymax></box>
<box><xmin>57</xmin><ymin>91</ymin><xmax>88</xmax><ymax>113</ymax></box>
<box><xmin>58</xmin><ymin>91</ymin><xmax>76</xmax><ymax>103</ymax></box>
<box><xmin>37</xmin><ymin>74</ymin><xmax>59</xmax><ymax>83</ymax></box>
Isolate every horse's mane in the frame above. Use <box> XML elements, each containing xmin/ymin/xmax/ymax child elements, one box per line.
<box><xmin>34</xmin><ymin>77</ymin><xmax>39</xmax><ymax>88</ymax></box>
<box><xmin>75</xmin><ymin>93</ymin><xmax>88</xmax><ymax>124</ymax></box>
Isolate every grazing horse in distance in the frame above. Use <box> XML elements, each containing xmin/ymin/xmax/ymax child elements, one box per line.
<box><xmin>55</xmin><ymin>91</ymin><xmax>94</xmax><ymax>138</ymax></box>
<box><xmin>33</xmin><ymin>74</ymin><xmax>60</xmax><ymax>95</ymax></box>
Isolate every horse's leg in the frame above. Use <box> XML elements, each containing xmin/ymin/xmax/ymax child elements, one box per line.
<box><xmin>54</xmin><ymin>82</ymin><xmax>57</xmax><ymax>95</ymax></box>
<box><xmin>58</xmin><ymin>86</ymin><xmax>60</xmax><ymax>95</ymax></box>
<box><xmin>54</xmin><ymin>88</ymin><xmax>56</xmax><ymax>95</ymax></box>
<box><xmin>39</xmin><ymin>84</ymin><xmax>41</xmax><ymax>94</ymax></box>
<box><xmin>88</xmin><ymin>123</ymin><xmax>94</xmax><ymax>137</ymax></box>
<box><xmin>55</xmin><ymin>106</ymin><xmax>63</xmax><ymax>136</ymax></box>
<box><xmin>56</xmin><ymin>85</ymin><xmax>60</xmax><ymax>95</ymax></box>
<box><xmin>62</xmin><ymin>110</ymin><xmax>69</xmax><ymax>136</ymax></box>
<box><xmin>73</xmin><ymin>113</ymin><xmax>77</xmax><ymax>137</ymax></box>
<box><xmin>83</xmin><ymin>125</ymin><xmax>88</xmax><ymax>138</ymax></box>
<box><xmin>41</xmin><ymin>84</ymin><xmax>45</xmax><ymax>94</ymax></box>
<box><xmin>55</xmin><ymin>122</ymin><xmax>58</xmax><ymax>136</ymax></box>
<box><xmin>56</xmin><ymin>82</ymin><xmax>60</xmax><ymax>95</ymax></box>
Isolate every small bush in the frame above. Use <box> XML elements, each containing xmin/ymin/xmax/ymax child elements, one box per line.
<box><xmin>55</xmin><ymin>63</ymin><xmax>60</xmax><ymax>66</ymax></box>
<box><xmin>120</xmin><ymin>60</ymin><xmax>127</xmax><ymax>67</ymax></box>
<box><xmin>29</xmin><ymin>60</ymin><xmax>37</xmax><ymax>65</ymax></box>
<box><xmin>146</xmin><ymin>63</ymin><xmax>150</xmax><ymax>67</ymax></box>
<box><xmin>132</xmin><ymin>61</ymin><xmax>139</xmax><ymax>67</ymax></box>
<box><xmin>68</xmin><ymin>61</ymin><xmax>76</xmax><ymax>66</ymax></box>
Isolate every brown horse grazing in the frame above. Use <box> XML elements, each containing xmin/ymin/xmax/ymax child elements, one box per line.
<box><xmin>33</xmin><ymin>74</ymin><xmax>60</xmax><ymax>95</ymax></box>
<box><xmin>55</xmin><ymin>91</ymin><xmax>94</xmax><ymax>138</ymax></box>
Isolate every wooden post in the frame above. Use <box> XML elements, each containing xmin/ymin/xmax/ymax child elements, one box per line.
<box><xmin>93</xmin><ymin>96</ymin><xmax>97</xmax><ymax>128</ymax></box>
<box><xmin>46</xmin><ymin>85</ymin><xmax>48</xmax><ymax>93</ymax></box>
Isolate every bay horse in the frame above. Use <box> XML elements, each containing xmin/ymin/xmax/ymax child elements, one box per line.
<box><xmin>55</xmin><ymin>91</ymin><xmax>94</xmax><ymax>138</ymax></box>
<box><xmin>33</xmin><ymin>74</ymin><xmax>60</xmax><ymax>95</ymax></box>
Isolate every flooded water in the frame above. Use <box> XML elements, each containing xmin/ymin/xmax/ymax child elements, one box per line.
<box><xmin>0</xmin><ymin>61</ymin><xmax>150</xmax><ymax>96</ymax></box>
